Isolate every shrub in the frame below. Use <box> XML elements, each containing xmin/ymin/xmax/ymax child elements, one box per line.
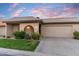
<box><xmin>31</xmin><ymin>32</ymin><xmax>40</xmax><ymax>40</ymax></box>
<box><xmin>73</xmin><ymin>31</ymin><xmax>79</xmax><ymax>39</ymax></box>
<box><xmin>24</xmin><ymin>33</ymin><xmax>31</xmax><ymax>39</ymax></box>
<box><xmin>13</xmin><ymin>31</ymin><xmax>26</xmax><ymax>39</ymax></box>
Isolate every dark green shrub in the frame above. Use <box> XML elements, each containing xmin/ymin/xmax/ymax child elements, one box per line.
<box><xmin>13</xmin><ymin>31</ymin><xmax>26</xmax><ymax>39</ymax></box>
<box><xmin>24</xmin><ymin>33</ymin><xmax>31</xmax><ymax>39</ymax></box>
<box><xmin>73</xmin><ymin>31</ymin><xmax>79</xmax><ymax>39</ymax></box>
<box><xmin>31</xmin><ymin>32</ymin><xmax>40</xmax><ymax>40</ymax></box>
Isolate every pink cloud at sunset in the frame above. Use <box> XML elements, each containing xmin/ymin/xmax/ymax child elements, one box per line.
<box><xmin>12</xmin><ymin>8</ymin><xmax>26</xmax><ymax>17</ymax></box>
<box><xmin>31</xmin><ymin>8</ymin><xmax>57</xmax><ymax>18</ymax></box>
<box><xmin>0</xmin><ymin>3</ymin><xmax>79</xmax><ymax>19</ymax></box>
<box><xmin>63</xmin><ymin>7</ymin><xmax>79</xmax><ymax>15</ymax></box>
<box><xmin>31</xmin><ymin>6</ymin><xmax>79</xmax><ymax>18</ymax></box>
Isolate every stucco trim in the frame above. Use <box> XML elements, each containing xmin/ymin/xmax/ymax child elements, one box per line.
<box><xmin>42</xmin><ymin>22</ymin><xmax>79</xmax><ymax>24</ymax></box>
<box><xmin>0</xmin><ymin>25</ymin><xmax>5</xmax><ymax>27</ymax></box>
<box><xmin>3</xmin><ymin>20</ymin><xmax>42</xmax><ymax>24</ymax></box>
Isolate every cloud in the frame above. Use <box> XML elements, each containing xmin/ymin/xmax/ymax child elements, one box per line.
<box><xmin>11</xmin><ymin>3</ymin><xmax>18</xmax><ymax>8</ymax></box>
<box><xmin>31</xmin><ymin>4</ymin><xmax>63</xmax><ymax>18</ymax></box>
<box><xmin>31</xmin><ymin>8</ymin><xmax>58</xmax><ymax>18</ymax></box>
<box><xmin>0</xmin><ymin>14</ymin><xmax>5</xmax><ymax>18</ymax></box>
<box><xmin>7</xmin><ymin>3</ymin><xmax>79</xmax><ymax>18</ymax></box>
<box><xmin>8</xmin><ymin>3</ymin><xmax>19</xmax><ymax>11</ymax></box>
<box><xmin>31</xmin><ymin>4</ymin><xmax>79</xmax><ymax>18</ymax></box>
<box><xmin>63</xmin><ymin>7</ymin><xmax>79</xmax><ymax>15</ymax></box>
<box><xmin>12</xmin><ymin>8</ymin><xmax>26</xmax><ymax>17</ymax></box>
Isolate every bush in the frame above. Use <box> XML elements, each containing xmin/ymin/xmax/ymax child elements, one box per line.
<box><xmin>73</xmin><ymin>31</ymin><xmax>79</xmax><ymax>39</ymax></box>
<box><xmin>13</xmin><ymin>31</ymin><xmax>26</xmax><ymax>39</ymax></box>
<box><xmin>31</xmin><ymin>32</ymin><xmax>40</xmax><ymax>40</ymax></box>
<box><xmin>13</xmin><ymin>31</ymin><xmax>40</xmax><ymax>40</ymax></box>
<box><xmin>24</xmin><ymin>33</ymin><xmax>31</xmax><ymax>39</ymax></box>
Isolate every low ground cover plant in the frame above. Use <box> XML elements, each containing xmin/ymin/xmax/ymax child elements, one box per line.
<box><xmin>73</xmin><ymin>31</ymin><xmax>79</xmax><ymax>39</ymax></box>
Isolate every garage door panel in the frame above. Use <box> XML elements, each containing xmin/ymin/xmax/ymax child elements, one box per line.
<box><xmin>41</xmin><ymin>25</ymin><xmax>73</xmax><ymax>38</ymax></box>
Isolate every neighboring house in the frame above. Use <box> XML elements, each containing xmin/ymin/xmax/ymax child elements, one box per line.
<box><xmin>0</xmin><ymin>16</ymin><xmax>79</xmax><ymax>38</ymax></box>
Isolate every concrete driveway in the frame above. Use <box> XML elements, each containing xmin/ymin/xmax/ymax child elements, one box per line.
<box><xmin>36</xmin><ymin>38</ymin><xmax>79</xmax><ymax>56</ymax></box>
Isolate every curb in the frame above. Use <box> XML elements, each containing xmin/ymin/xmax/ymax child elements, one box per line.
<box><xmin>0</xmin><ymin>48</ymin><xmax>49</xmax><ymax>56</ymax></box>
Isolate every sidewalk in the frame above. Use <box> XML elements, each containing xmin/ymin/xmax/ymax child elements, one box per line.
<box><xmin>0</xmin><ymin>48</ymin><xmax>49</xmax><ymax>56</ymax></box>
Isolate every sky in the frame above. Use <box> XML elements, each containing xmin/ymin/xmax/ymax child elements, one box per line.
<box><xmin>0</xmin><ymin>3</ymin><xmax>79</xmax><ymax>19</ymax></box>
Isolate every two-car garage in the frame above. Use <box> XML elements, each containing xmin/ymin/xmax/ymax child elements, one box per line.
<box><xmin>41</xmin><ymin>24</ymin><xmax>73</xmax><ymax>38</ymax></box>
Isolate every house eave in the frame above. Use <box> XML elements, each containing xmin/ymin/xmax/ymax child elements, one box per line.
<box><xmin>42</xmin><ymin>22</ymin><xmax>79</xmax><ymax>24</ymax></box>
<box><xmin>3</xmin><ymin>20</ymin><xmax>42</xmax><ymax>24</ymax></box>
<box><xmin>0</xmin><ymin>25</ymin><xmax>5</xmax><ymax>27</ymax></box>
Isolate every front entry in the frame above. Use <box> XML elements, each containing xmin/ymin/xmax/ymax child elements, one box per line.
<box><xmin>24</xmin><ymin>25</ymin><xmax>34</xmax><ymax>35</ymax></box>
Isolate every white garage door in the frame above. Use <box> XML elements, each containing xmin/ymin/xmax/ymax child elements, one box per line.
<box><xmin>41</xmin><ymin>24</ymin><xmax>73</xmax><ymax>38</ymax></box>
<box><xmin>0</xmin><ymin>27</ymin><xmax>5</xmax><ymax>36</ymax></box>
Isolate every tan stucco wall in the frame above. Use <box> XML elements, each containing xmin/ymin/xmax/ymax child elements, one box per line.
<box><xmin>12</xmin><ymin>25</ymin><xmax>19</xmax><ymax>32</ymax></box>
<box><xmin>72</xmin><ymin>24</ymin><xmax>79</xmax><ymax>32</ymax></box>
<box><xmin>5</xmin><ymin>23</ymin><xmax>39</xmax><ymax>37</ymax></box>
<box><xmin>4</xmin><ymin>23</ymin><xmax>79</xmax><ymax>38</ymax></box>
<box><xmin>19</xmin><ymin>23</ymin><xmax>39</xmax><ymax>33</ymax></box>
<box><xmin>6</xmin><ymin>25</ymin><xmax>13</xmax><ymax>36</ymax></box>
<box><xmin>6</xmin><ymin>24</ymin><xmax>19</xmax><ymax>37</ymax></box>
<box><xmin>0</xmin><ymin>26</ymin><xmax>5</xmax><ymax>36</ymax></box>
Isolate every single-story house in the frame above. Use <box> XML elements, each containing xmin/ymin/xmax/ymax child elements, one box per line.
<box><xmin>0</xmin><ymin>16</ymin><xmax>79</xmax><ymax>38</ymax></box>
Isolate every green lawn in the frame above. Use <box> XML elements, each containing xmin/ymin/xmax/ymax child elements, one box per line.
<box><xmin>0</xmin><ymin>39</ymin><xmax>39</xmax><ymax>51</ymax></box>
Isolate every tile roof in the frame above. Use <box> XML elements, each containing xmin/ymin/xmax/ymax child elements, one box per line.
<box><xmin>42</xmin><ymin>17</ymin><xmax>79</xmax><ymax>23</ymax></box>
<box><xmin>0</xmin><ymin>21</ymin><xmax>6</xmax><ymax>26</ymax></box>
<box><xmin>3</xmin><ymin>16</ymin><xmax>39</xmax><ymax>22</ymax></box>
<box><xmin>1</xmin><ymin>16</ymin><xmax>79</xmax><ymax>24</ymax></box>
